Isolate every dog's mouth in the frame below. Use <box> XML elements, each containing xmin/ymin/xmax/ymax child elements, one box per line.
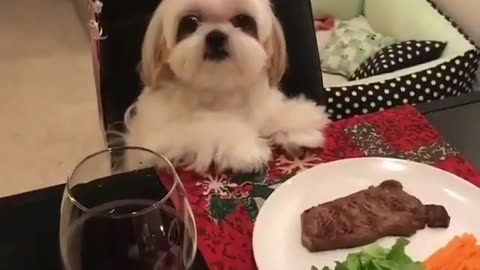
<box><xmin>204</xmin><ymin>47</ymin><xmax>229</xmax><ymax>61</ymax></box>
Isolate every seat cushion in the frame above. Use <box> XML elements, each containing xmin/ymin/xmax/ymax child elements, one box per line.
<box><xmin>351</xmin><ymin>40</ymin><xmax>447</xmax><ymax>80</ymax></box>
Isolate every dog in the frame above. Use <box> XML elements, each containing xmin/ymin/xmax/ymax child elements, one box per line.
<box><xmin>124</xmin><ymin>0</ymin><xmax>330</xmax><ymax>173</ymax></box>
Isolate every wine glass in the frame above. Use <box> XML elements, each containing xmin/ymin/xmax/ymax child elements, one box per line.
<box><xmin>59</xmin><ymin>147</ymin><xmax>197</xmax><ymax>270</ymax></box>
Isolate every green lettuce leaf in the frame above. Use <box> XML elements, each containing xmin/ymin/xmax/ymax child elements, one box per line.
<box><xmin>312</xmin><ymin>238</ymin><xmax>425</xmax><ymax>270</ymax></box>
<box><xmin>344</xmin><ymin>254</ymin><xmax>361</xmax><ymax>270</ymax></box>
<box><xmin>402</xmin><ymin>262</ymin><xmax>424</xmax><ymax>270</ymax></box>
<box><xmin>386</xmin><ymin>238</ymin><xmax>413</xmax><ymax>264</ymax></box>
<box><xmin>362</xmin><ymin>243</ymin><xmax>388</xmax><ymax>259</ymax></box>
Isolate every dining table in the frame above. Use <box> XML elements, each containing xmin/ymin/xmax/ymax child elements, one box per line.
<box><xmin>1</xmin><ymin>91</ymin><xmax>480</xmax><ymax>270</ymax></box>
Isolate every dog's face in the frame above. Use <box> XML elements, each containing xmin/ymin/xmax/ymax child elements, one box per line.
<box><xmin>142</xmin><ymin>0</ymin><xmax>286</xmax><ymax>91</ymax></box>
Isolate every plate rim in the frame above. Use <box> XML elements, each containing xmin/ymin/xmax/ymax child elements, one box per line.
<box><xmin>252</xmin><ymin>157</ymin><xmax>480</xmax><ymax>269</ymax></box>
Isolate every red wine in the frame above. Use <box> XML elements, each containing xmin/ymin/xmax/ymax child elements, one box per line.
<box><xmin>62</xmin><ymin>199</ymin><xmax>187</xmax><ymax>270</ymax></box>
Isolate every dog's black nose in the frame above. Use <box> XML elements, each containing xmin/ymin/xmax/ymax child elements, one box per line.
<box><xmin>204</xmin><ymin>30</ymin><xmax>229</xmax><ymax>61</ymax></box>
<box><xmin>206</xmin><ymin>30</ymin><xmax>227</xmax><ymax>47</ymax></box>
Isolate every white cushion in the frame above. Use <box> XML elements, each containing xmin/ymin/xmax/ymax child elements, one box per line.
<box><xmin>323</xmin><ymin>73</ymin><xmax>348</xmax><ymax>87</ymax></box>
<box><xmin>316</xmin><ymin>17</ymin><xmax>374</xmax><ymax>52</ymax></box>
<box><xmin>320</xmin><ymin>17</ymin><xmax>396</xmax><ymax>78</ymax></box>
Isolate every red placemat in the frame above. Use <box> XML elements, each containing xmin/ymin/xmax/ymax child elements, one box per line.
<box><xmin>177</xmin><ymin>105</ymin><xmax>480</xmax><ymax>270</ymax></box>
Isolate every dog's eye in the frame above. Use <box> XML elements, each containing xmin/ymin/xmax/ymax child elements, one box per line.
<box><xmin>231</xmin><ymin>14</ymin><xmax>257</xmax><ymax>36</ymax></box>
<box><xmin>177</xmin><ymin>15</ymin><xmax>200</xmax><ymax>41</ymax></box>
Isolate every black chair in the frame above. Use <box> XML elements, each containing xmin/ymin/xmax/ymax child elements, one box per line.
<box><xmin>95</xmin><ymin>0</ymin><xmax>325</xmax><ymax>140</ymax></box>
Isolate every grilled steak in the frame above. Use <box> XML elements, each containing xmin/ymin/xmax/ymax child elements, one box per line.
<box><xmin>425</xmin><ymin>204</ymin><xmax>450</xmax><ymax>228</ymax></box>
<box><xmin>301</xmin><ymin>180</ymin><xmax>450</xmax><ymax>252</ymax></box>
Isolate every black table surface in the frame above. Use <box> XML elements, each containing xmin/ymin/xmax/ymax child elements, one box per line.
<box><xmin>1</xmin><ymin>92</ymin><xmax>480</xmax><ymax>269</ymax></box>
<box><xmin>418</xmin><ymin>91</ymin><xmax>480</xmax><ymax>170</ymax></box>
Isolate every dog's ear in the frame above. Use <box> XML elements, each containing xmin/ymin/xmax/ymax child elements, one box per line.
<box><xmin>141</xmin><ymin>7</ymin><xmax>172</xmax><ymax>89</ymax></box>
<box><xmin>264</xmin><ymin>15</ymin><xmax>287</xmax><ymax>87</ymax></box>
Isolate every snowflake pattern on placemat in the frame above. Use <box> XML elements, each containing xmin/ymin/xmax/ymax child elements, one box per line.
<box><xmin>196</xmin><ymin>174</ymin><xmax>238</xmax><ymax>197</ymax></box>
<box><xmin>274</xmin><ymin>150</ymin><xmax>323</xmax><ymax>175</ymax></box>
<box><xmin>195</xmin><ymin>150</ymin><xmax>323</xmax><ymax>222</ymax></box>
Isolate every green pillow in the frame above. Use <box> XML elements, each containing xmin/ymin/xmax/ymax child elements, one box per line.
<box><xmin>311</xmin><ymin>0</ymin><xmax>364</xmax><ymax>20</ymax></box>
<box><xmin>320</xmin><ymin>20</ymin><xmax>397</xmax><ymax>78</ymax></box>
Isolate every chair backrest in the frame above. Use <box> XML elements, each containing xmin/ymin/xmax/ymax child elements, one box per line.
<box><xmin>96</xmin><ymin>0</ymin><xmax>324</xmax><ymax>131</ymax></box>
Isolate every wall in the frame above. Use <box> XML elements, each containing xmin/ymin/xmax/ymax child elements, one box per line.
<box><xmin>431</xmin><ymin>0</ymin><xmax>480</xmax><ymax>46</ymax></box>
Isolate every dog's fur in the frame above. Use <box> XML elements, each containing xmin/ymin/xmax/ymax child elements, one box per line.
<box><xmin>124</xmin><ymin>0</ymin><xmax>330</xmax><ymax>173</ymax></box>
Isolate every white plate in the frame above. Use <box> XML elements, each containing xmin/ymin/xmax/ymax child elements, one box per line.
<box><xmin>253</xmin><ymin>157</ymin><xmax>480</xmax><ymax>270</ymax></box>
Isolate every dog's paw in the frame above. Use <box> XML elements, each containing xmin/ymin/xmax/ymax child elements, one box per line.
<box><xmin>260</xmin><ymin>97</ymin><xmax>330</xmax><ymax>143</ymax></box>
<box><xmin>185</xmin><ymin>148</ymin><xmax>215</xmax><ymax>174</ymax></box>
<box><xmin>214</xmin><ymin>137</ymin><xmax>272</xmax><ymax>173</ymax></box>
<box><xmin>270</xmin><ymin>102</ymin><xmax>330</xmax><ymax>151</ymax></box>
<box><xmin>288</xmin><ymin>103</ymin><xmax>331</xmax><ymax>134</ymax></box>
<box><xmin>273</xmin><ymin>129</ymin><xmax>326</xmax><ymax>152</ymax></box>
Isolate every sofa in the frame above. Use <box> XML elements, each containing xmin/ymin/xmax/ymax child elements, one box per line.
<box><xmin>312</xmin><ymin>0</ymin><xmax>480</xmax><ymax>120</ymax></box>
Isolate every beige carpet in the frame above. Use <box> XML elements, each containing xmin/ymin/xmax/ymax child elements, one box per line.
<box><xmin>0</xmin><ymin>0</ymin><xmax>105</xmax><ymax>197</ymax></box>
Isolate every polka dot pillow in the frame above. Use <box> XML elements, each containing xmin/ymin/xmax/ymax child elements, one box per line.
<box><xmin>351</xmin><ymin>40</ymin><xmax>447</xmax><ymax>80</ymax></box>
<box><xmin>326</xmin><ymin>51</ymin><xmax>480</xmax><ymax>120</ymax></box>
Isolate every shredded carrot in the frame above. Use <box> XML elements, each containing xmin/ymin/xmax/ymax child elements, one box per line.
<box><xmin>425</xmin><ymin>234</ymin><xmax>480</xmax><ymax>270</ymax></box>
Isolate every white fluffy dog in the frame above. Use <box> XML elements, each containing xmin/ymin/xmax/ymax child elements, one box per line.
<box><xmin>124</xmin><ymin>0</ymin><xmax>330</xmax><ymax>173</ymax></box>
